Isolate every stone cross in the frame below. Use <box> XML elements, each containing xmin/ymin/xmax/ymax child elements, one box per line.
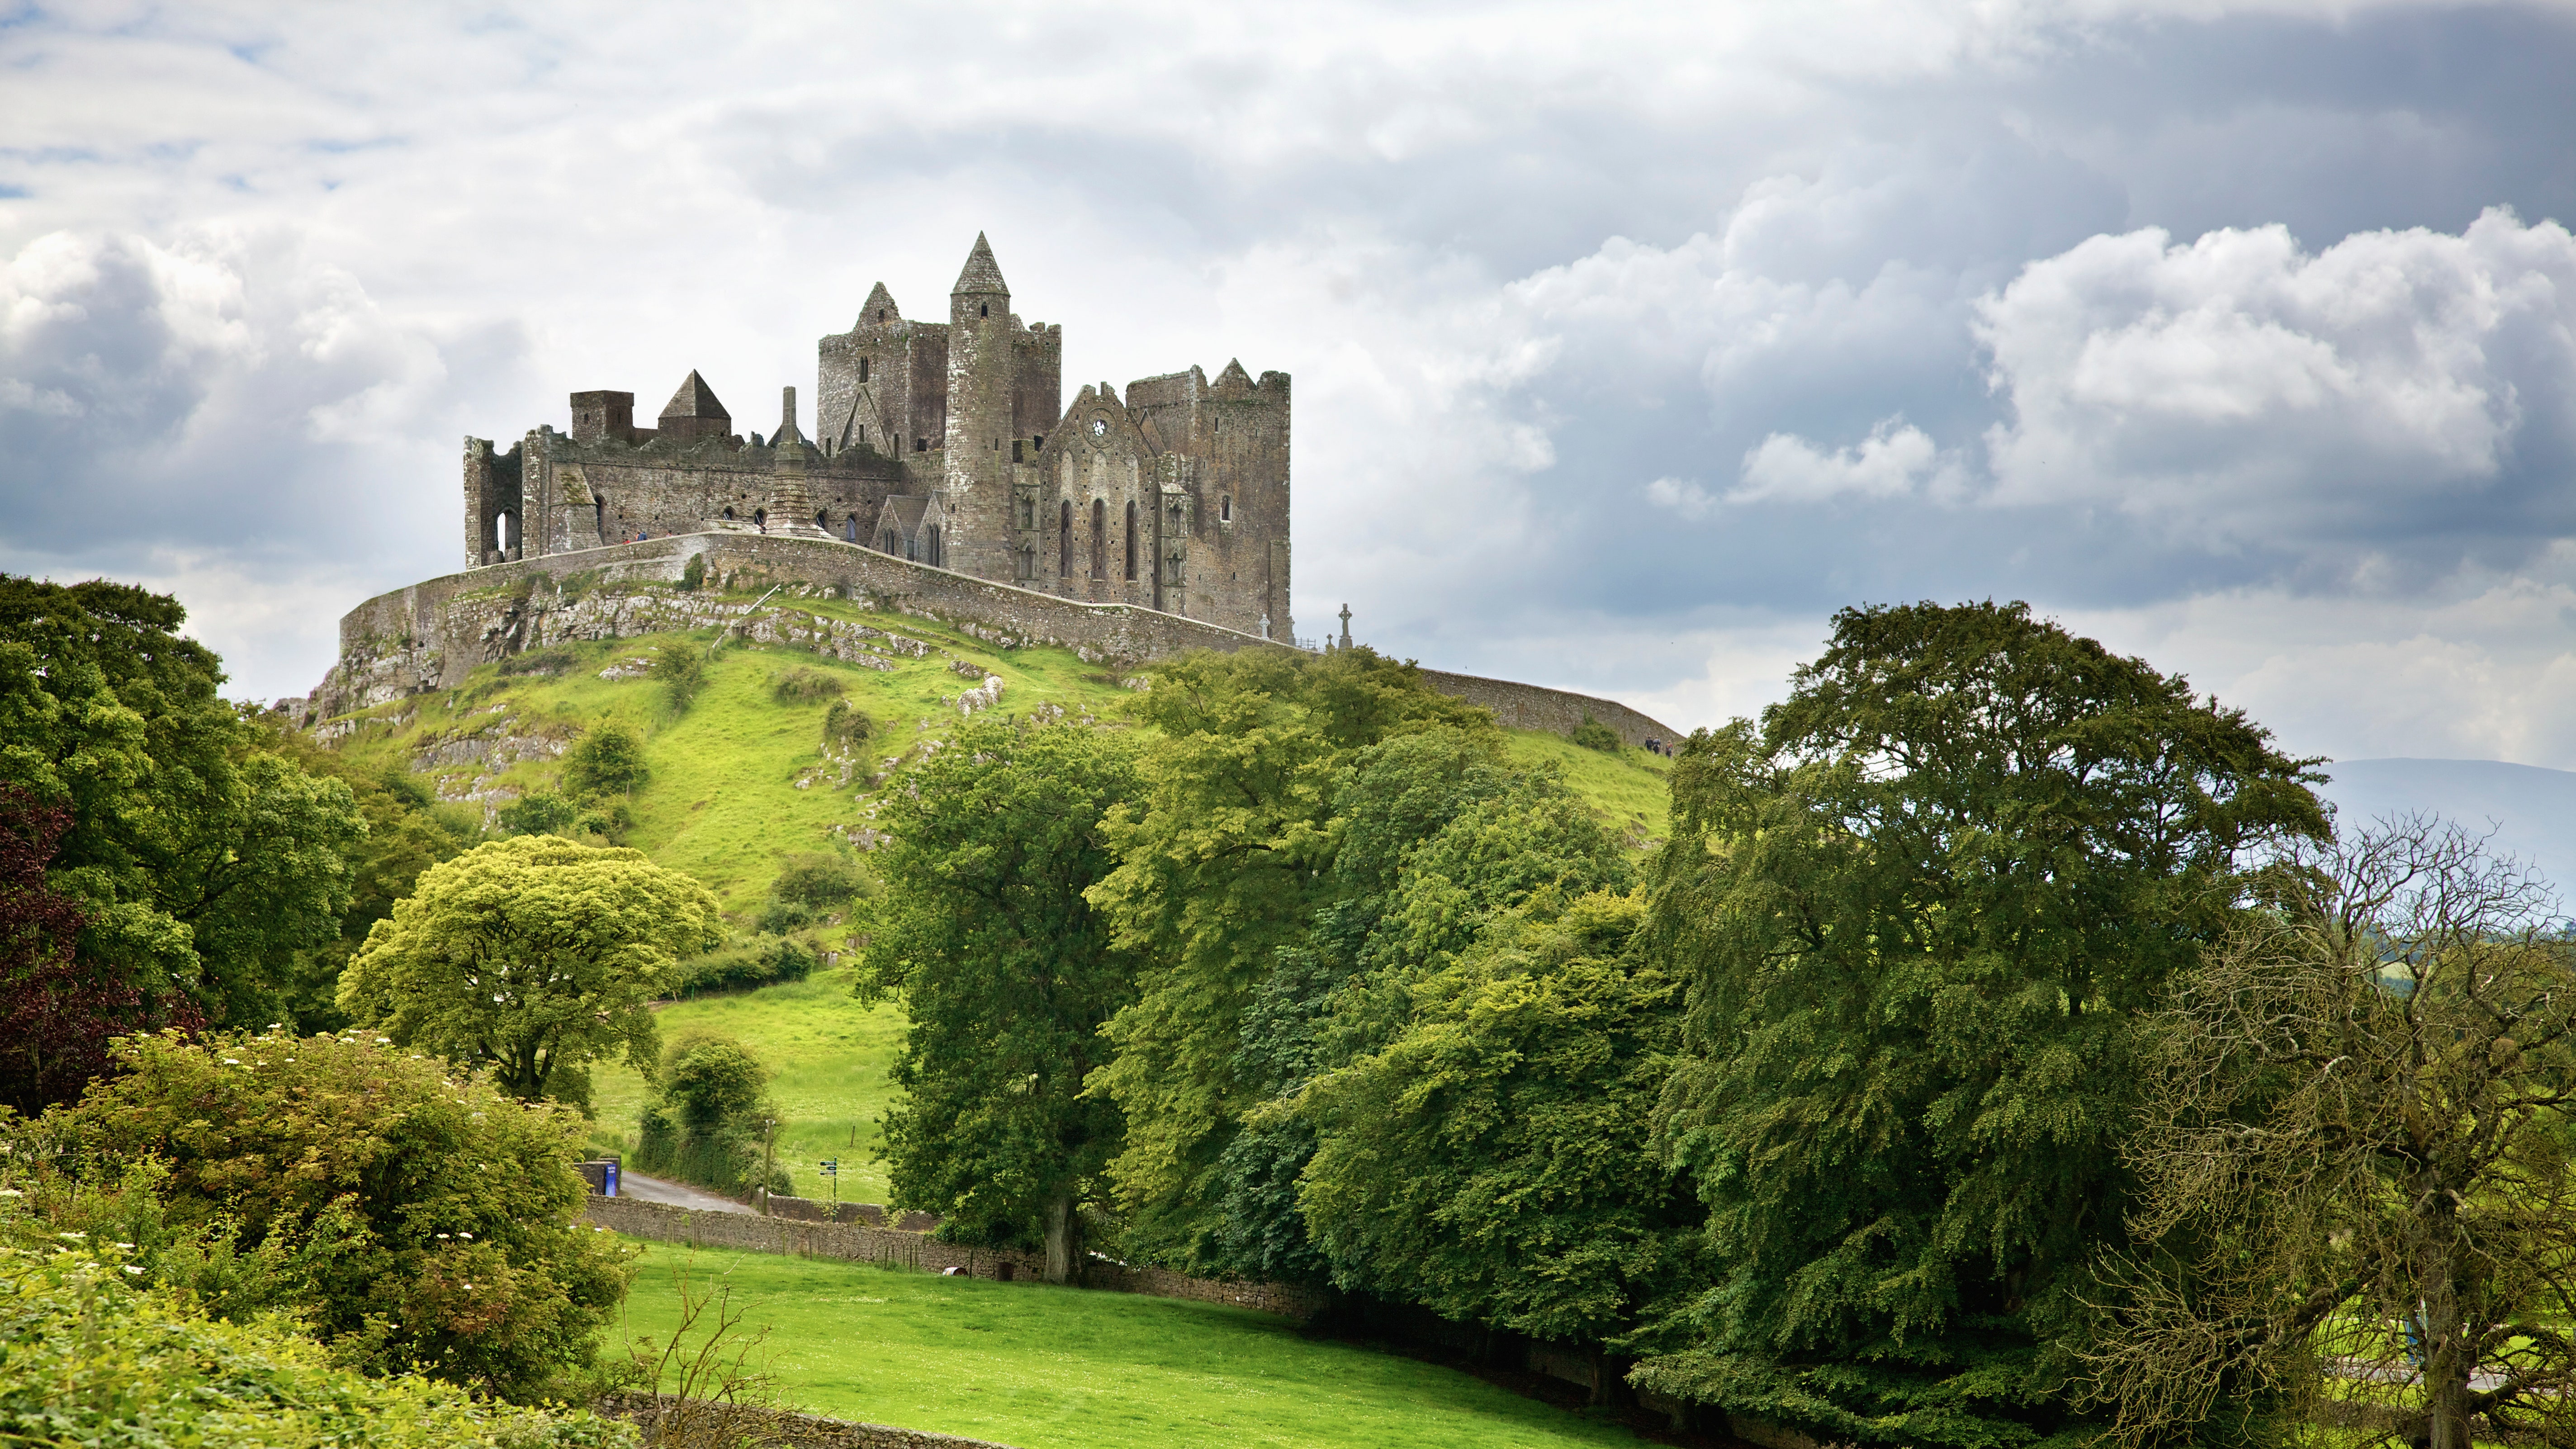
<box><xmin>1338</xmin><ymin>604</ymin><xmax>1353</xmax><ymax>650</ymax></box>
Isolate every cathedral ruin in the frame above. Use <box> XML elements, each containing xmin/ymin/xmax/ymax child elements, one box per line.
<box><xmin>462</xmin><ymin>234</ymin><xmax>1294</xmax><ymax>639</ymax></box>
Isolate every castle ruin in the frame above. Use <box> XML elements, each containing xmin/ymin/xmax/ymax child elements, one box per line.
<box><xmin>463</xmin><ymin>234</ymin><xmax>1294</xmax><ymax>640</ymax></box>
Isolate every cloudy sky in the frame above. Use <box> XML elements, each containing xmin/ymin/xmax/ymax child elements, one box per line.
<box><xmin>7</xmin><ymin>1</ymin><xmax>2576</xmax><ymax>768</ymax></box>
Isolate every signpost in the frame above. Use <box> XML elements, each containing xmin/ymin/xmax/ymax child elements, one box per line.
<box><xmin>819</xmin><ymin>1158</ymin><xmax>839</xmax><ymax>1210</ymax></box>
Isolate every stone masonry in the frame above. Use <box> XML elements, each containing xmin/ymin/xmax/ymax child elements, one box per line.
<box><xmin>467</xmin><ymin>234</ymin><xmax>1294</xmax><ymax>641</ymax></box>
<box><xmin>306</xmin><ymin>530</ymin><xmax>1681</xmax><ymax>747</ymax></box>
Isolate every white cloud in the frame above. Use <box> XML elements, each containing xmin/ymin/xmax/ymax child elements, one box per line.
<box><xmin>1732</xmin><ymin>417</ymin><xmax>1945</xmax><ymax>503</ymax></box>
<box><xmin>1978</xmin><ymin>208</ymin><xmax>2576</xmax><ymax>560</ymax></box>
<box><xmin>1645</xmin><ymin>476</ymin><xmax>1720</xmax><ymax>521</ymax></box>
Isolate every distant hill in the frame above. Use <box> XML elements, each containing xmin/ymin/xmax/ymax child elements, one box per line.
<box><xmin>2314</xmin><ymin>758</ymin><xmax>2576</xmax><ymax>900</ymax></box>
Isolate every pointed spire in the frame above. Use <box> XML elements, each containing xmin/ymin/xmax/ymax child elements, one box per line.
<box><xmin>860</xmin><ymin>282</ymin><xmax>900</xmax><ymax>329</ymax></box>
<box><xmin>1213</xmin><ymin>359</ymin><xmax>1255</xmax><ymax>398</ymax></box>
<box><xmin>659</xmin><ymin>370</ymin><xmax>729</xmax><ymax>422</ymax></box>
<box><xmin>773</xmin><ymin>386</ymin><xmax>805</xmax><ymax>447</ymax></box>
<box><xmin>951</xmin><ymin>232</ymin><xmax>1008</xmax><ymax>295</ymax></box>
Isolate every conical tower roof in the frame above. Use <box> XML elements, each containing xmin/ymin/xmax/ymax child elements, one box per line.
<box><xmin>951</xmin><ymin>232</ymin><xmax>1008</xmax><ymax>295</ymax></box>
<box><xmin>659</xmin><ymin>369</ymin><xmax>729</xmax><ymax>421</ymax></box>
<box><xmin>859</xmin><ymin>282</ymin><xmax>900</xmax><ymax>329</ymax></box>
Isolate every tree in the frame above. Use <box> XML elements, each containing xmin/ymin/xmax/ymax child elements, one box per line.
<box><xmin>1297</xmin><ymin>890</ymin><xmax>1699</xmax><ymax>1397</ymax></box>
<box><xmin>339</xmin><ymin>836</ymin><xmax>722</xmax><ymax>1105</ymax></box>
<box><xmin>564</xmin><ymin>719</ymin><xmax>650</xmax><ymax>798</ymax></box>
<box><xmin>652</xmin><ymin>640</ymin><xmax>708</xmax><ymax>715</ymax></box>
<box><xmin>0</xmin><ymin>784</ymin><xmax>168</xmax><ymax>1114</ymax></box>
<box><xmin>634</xmin><ymin>1032</ymin><xmax>785</xmax><ymax>1196</ymax></box>
<box><xmin>44</xmin><ymin>1028</ymin><xmax>637</xmax><ymax>1403</ymax></box>
<box><xmin>1084</xmin><ymin>646</ymin><xmax>1492</xmax><ymax>1268</ymax></box>
<box><xmin>2089</xmin><ymin>820</ymin><xmax>2576</xmax><ymax>1449</ymax></box>
<box><xmin>0</xmin><ymin>576</ymin><xmax>362</xmax><ymax>1029</ymax></box>
<box><xmin>1635</xmin><ymin>601</ymin><xmax>2327</xmax><ymax>1448</ymax></box>
<box><xmin>860</xmin><ymin>716</ymin><xmax>1142</xmax><ymax>1283</ymax></box>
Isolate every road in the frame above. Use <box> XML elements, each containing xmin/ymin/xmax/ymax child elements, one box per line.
<box><xmin>615</xmin><ymin>1170</ymin><xmax>757</xmax><ymax>1216</ymax></box>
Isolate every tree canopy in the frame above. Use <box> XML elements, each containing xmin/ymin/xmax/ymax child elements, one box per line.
<box><xmin>860</xmin><ymin>715</ymin><xmax>1142</xmax><ymax>1282</ymax></box>
<box><xmin>0</xmin><ymin>576</ymin><xmax>362</xmax><ymax>1032</ymax></box>
<box><xmin>1635</xmin><ymin>600</ymin><xmax>2328</xmax><ymax>1448</ymax></box>
<box><xmin>339</xmin><ymin>835</ymin><xmax>722</xmax><ymax>1104</ymax></box>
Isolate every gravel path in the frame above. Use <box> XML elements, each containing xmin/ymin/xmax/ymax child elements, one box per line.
<box><xmin>615</xmin><ymin>1171</ymin><xmax>757</xmax><ymax>1216</ymax></box>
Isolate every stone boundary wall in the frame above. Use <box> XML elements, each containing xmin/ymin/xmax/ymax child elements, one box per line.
<box><xmin>313</xmin><ymin>530</ymin><xmax>1680</xmax><ymax>744</ymax></box>
<box><xmin>596</xmin><ymin>1392</ymin><xmax>1018</xmax><ymax>1449</ymax></box>
<box><xmin>583</xmin><ymin>1194</ymin><xmax>1331</xmax><ymax>1322</ymax></box>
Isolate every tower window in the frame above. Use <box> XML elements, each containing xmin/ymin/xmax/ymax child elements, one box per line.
<box><xmin>877</xmin><ymin>309</ymin><xmax>886</xmax><ymax>323</ymax></box>
<box><xmin>980</xmin><ymin>303</ymin><xmax>988</xmax><ymax>318</ymax></box>
<box><xmin>1220</xmin><ymin>495</ymin><xmax>1231</xmax><ymax>522</ymax></box>
<box><xmin>914</xmin><ymin>437</ymin><xmax>927</xmax><ymax>452</ymax></box>
<box><xmin>859</xmin><ymin>358</ymin><xmax>869</xmax><ymax>383</ymax></box>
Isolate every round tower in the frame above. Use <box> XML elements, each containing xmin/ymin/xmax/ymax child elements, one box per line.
<box><xmin>942</xmin><ymin>232</ymin><xmax>1017</xmax><ymax>578</ymax></box>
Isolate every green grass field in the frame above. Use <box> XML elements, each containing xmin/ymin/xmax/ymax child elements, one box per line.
<box><xmin>589</xmin><ymin>967</ymin><xmax>904</xmax><ymax>1203</ymax></box>
<box><xmin>614</xmin><ymin>1244</ymin><xmax>1642</xmax><ymax>1449</ymax></box>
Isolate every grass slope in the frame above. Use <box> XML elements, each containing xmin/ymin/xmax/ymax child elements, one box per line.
<box><xmin>618</xmin><ymin>1245</ymin><xmax>1639</xmax><ymax>1449</ymax></box>
<box><xmin>322</xmin><ymin>588</ymin><xmax>1674</xmax><ymax>1203</ymax></box>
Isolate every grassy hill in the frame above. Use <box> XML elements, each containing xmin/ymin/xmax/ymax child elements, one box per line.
<box><xmin>320</xmin><ymin>595</ymin><xmax>1674</xmax><ymax>1201</ymax></box>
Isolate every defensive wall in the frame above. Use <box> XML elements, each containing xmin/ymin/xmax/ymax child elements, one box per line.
<box><xmin>582</xmin><ymin>1193</ymin><xmax>1332</xmax><ymax>1321</ymax></box>
<box><xmin>312</xmin><ymin>529</ymin><xmax>1682</xmax><ymax>745</ymax></box>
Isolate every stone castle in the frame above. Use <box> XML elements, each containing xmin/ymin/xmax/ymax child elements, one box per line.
<box><xmin>464</xmin><ymin>234</ymin><xmax>1294</xmax><ymax>640</ymax></box>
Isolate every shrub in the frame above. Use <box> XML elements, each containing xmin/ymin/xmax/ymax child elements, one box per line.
<box><xmin>672</xmin><ymin>936</ymin><xmax>814</xmax><ymax>999</ymax></box>
<box><xmin>679</xmin><ymin>553</ymin><xmax>706</xmax><ymax>592</ymax></box>
<box><xmin>46</xmin><ymin>1029</ymin><xmax>636</xmax><ymax>1402</ymax></box>
<box><xmin>1569</xmin><ymin>713</ymin><xmax>1622</xmax><ymax>753</ymax></box>
<box><xmin>651</xmin><ymin>641</ymin><xmax>708</xmax><ymax>715</ymax></box>
<box><xmin>754</xmin><ymin>897</ymin><xmax>813</xmax><ymax>936</ymax></box>
<box><xmin>821</xmin><ymin>698</ymin><xmax>874</xmax><ymax>751</ymax></box>
<box><xmin>498</xmin><ymin>646</ymin><xmax>580</xmax><ymax>678</ymax></box>
<box><xmin>772</xmin><ymin>852</ymin><xmax>867</xmax><ymax>909</ymax></box>
<box><xmin>564</xmin><ymin>720</ymin><xmax>649</xmax><ymax>798</ymax></box>
<box><xmin>497</xmin><ymin>790</ymin><xmax>577</xmax><ymax>837</ymax></box>
<box><xmin>0</xmin><ymin>1246</ymin><xmax>633</xmax><ymax>1448</ymax></box>
<box><xmin>770</xmin><ymin>667</ymin><xmax>843</xmax><ymax>705</ymax></box>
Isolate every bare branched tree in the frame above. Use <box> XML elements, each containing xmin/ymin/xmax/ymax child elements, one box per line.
<box><xmin>2085</xmin><ymin>817</ymin><xmax>2576</xmax><ymax>1449</ymax></box>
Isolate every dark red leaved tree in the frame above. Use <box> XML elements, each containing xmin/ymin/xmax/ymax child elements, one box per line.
<box><xmin>0</xmin><ymin>785</ymin><xmax>187</xmax><ymax>1114</ymax></box>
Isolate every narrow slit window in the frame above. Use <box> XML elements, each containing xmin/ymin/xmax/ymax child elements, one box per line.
<box><xmin>1124</xmin><ymin>501</ymin><xmax>1138</xmax><ymax>580</ymax></box>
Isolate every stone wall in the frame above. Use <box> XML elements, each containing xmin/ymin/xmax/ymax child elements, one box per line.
<box><xmin>597</xmin><ymin>1393</ymin><xmax>1018</xmax><ymax>1449</ymax></box>
<box><xmin>582</xmin><ymin>1194</ymin><xmax>1333</xmax><ymax>1322</ymax></box>
<box><xmin>309</xmin><ymin>530</ymin><xmax>1681</xmax><ymax>745</ymax></box>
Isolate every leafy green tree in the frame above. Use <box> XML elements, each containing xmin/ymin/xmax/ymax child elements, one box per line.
<box><xmin>634</xmin><ymin>1033</ymin><xmax>784</xmax><ymax>1196</ymax></box>
<box><xmin>1634</xmin><ymin>601</ymin><xmax>2327</xmax><ymax>1448</ymax></box>
<box><xmin>0</xmin><ymin>576</ymin><xmax>362</xmax><ymax>1030</ymax></box>
<box><xmin>45</xmin><ymin>1028</ymin><xmax>637</xmax><ymax>1403</ymax></box>
<box><xmin>1209</xmin><ymin>729</ymin><xmax>1638</xmax><ymax>1281</ymax></box>
<box><xmin>339</xmin><ymin>836</ymin><xmax>721</xmax><ymax>1105</ymax></box>
<box><xmin>862</xmin><ymin>716</ymin><xmax>1143</xmax><ymax>1282</ymax></box>
<box><xmin>1085</xmin><ymin>647</ymin><xmax>1490</xmax><ymax>1266</ymax></box>
<box><xmin>259</xmin><ymin>720</ymin><xmax>483</xmax><ymax>1033</ymax></box>
<box><xmin>497</xmin><ymin>789</ymin><xmax>578</xmax><ymax>838</ymax></box>
<box><xmin>1297</xmin><ymin>891</ymin><xmax>1696</xmax><ymax>1395</ymax></box>
<box><xmin>564</xmin><ymin>719</ymin><xmax>650</xmax><ymax>798</ymax></box>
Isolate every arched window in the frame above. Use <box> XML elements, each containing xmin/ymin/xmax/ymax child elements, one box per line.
<box><xmin>1220</xmin><ymin>495</ymin><xmax>1231</xmax><ymax>522</ymax></box>
<box><xmin>859</xmin><ymin>358</ymin><xmax>869</xmax><ymax>383</ymax></box>
<box><xmin>722</xmin><ymin>507</ymin><xmax>735</xmax><ymax>521</ymax></box>
<box><xmin>979</xmin><ymin>303</ymin><xmax>988</xmax><ymax>318</ymax></box>
<box><xmin>884</xmin><ymin>530</ymin><xmax>900</xmax><ymax>554</ymax></box>
<box><xmin>1124</xmin><ymin>501</ymin><xmax>1138</xmax><ymax>580</ymax></box>
<box><xmin>815</xmin><ymin>510</ymin><xmax>829</xmax><ymax>530</ymax></box>
<box><xmin>927</xmin><ymin>526</ymin><xmax>942</xmax><ymax>567</ymax></box>
<box><xmin>754</xmin><ymin>507</ymin><xmax>767</xmax><ymax>532</ymax></box>
<box><xmin>1059</xmin><ymin>501</ymin><xmax>1073</xmax><ymax>577</ymax></box>
<box><xmin>1089</xmin><ymin>499</ymin><xmax>1106</xmax><ymax>579</ymax></box>
<box><xmin>496</xmin><ymin>511</ymin><xmax>513</xmax><ymax>554</ymax></box>
<box><xmin>877</xmin><ymin>308</ymin><xmax>886</xmax><ymax>323</ymax></box>
<box><xmin>843</xmin><ymin>515</ymin><xmax>858</xmax><ymax>543</ymax></box>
